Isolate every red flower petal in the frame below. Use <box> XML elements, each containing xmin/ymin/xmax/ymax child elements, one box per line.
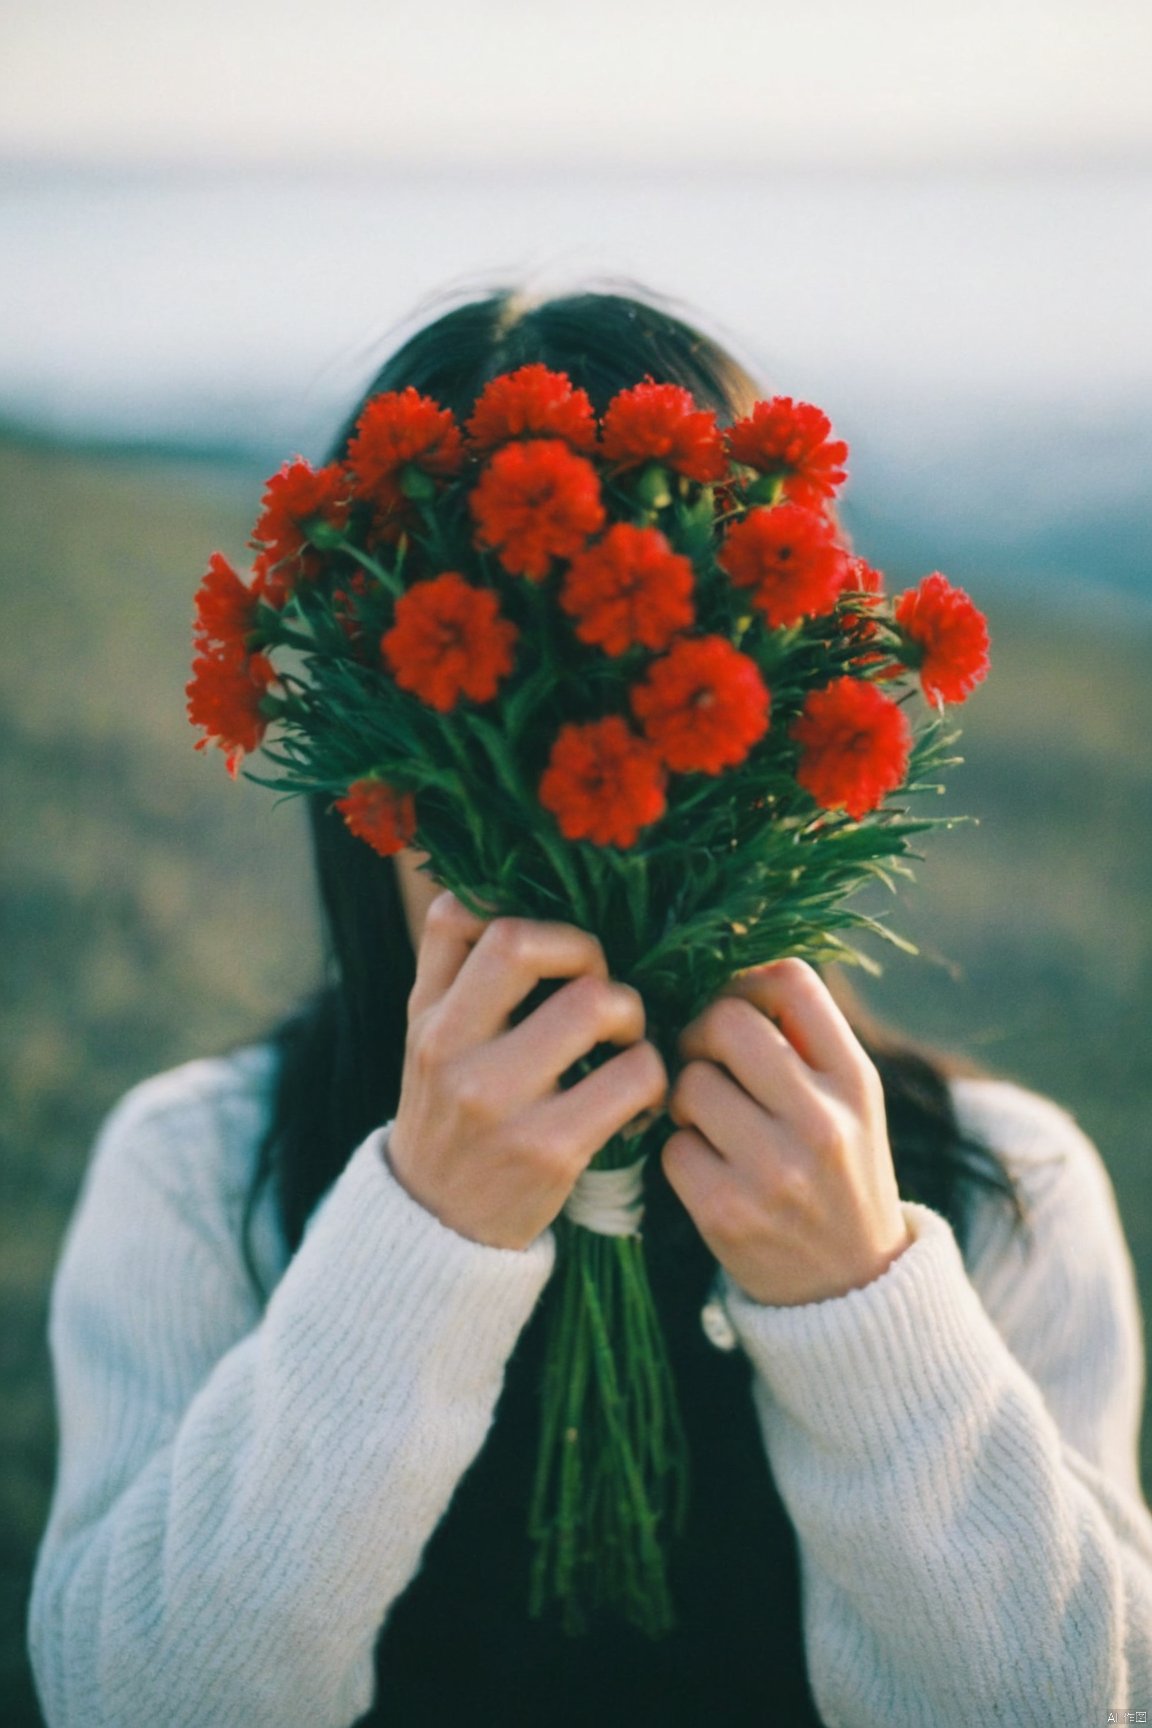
<box><xmin>380</xmin><ymin>572</ymin><xmax>519</xmax><ymax>712</ymax></box>
<box><xmin>630</xmin><ymin>636</ymin><xmax>770</xmax><ymax>775</ymax></box>
<box><xmin>538</xmin><ymin>716</ymin><xmax>667</xmax><ymax>848</ymax></box>
<box><xmin>187</xmin><ymin>647</ymin><xmax>277</xmax><ymax>777</ymax></box>
<box><xmin>718</xmin><ymin>503</ymin><xmax>847</xmax><ymax>628</ymax></box>
<box><xmin>601</xmin><ymin>378</ymin><xmax>726</xmax><ymax>483</ymax></box>
<box><xmin>726</xmin><ymin>398</ymin><xmax>848</xmax><ymax>508</ymax></box>
<box><xmin>193</xmin><ymin>552</ymin><xmax>261</xmax><ymax>653</ymax></box>
<box><xmin>335</xmin><ymin>778</ymin><xmax>417</xmax><ymax>857</ymax></box>
<box><xmin>559</xmin><ymin>523</ymin><xmax>695</xmax><ymax>656</ymax></box>
<box><xmin>348</xmin><ymin>388</ymin><xmax>464</xmax><ymax>512</ymax></box>
<box><xmin>250</xmin><ymin>459</ymin><xmax>351</xmax><ymax>576</ymax></box>
<box><xmin>790</xmin><ymin>677</ymin><xmax>911</xmax><ymax>819</ymax></box>
<box><xmin>894</xmin><ymin>573</ymin><xmax>990</xmax><ymax>705</ymax></box>
<box><xmin>466</xmin><ymin>364</ymin><xmax>597</xmax><ymax>454</ymax></box>
<box><xmin>470</xmin><ymin>439</ymin><xmax>605</xmax><ymax>580</ymax></box>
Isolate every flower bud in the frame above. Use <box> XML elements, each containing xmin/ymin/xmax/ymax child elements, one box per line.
<box><xmin>308</xmin><ymin>518</ymin><xmax>347</xmax><ymax>550</ymax></box>
<box><xmin>634</xmin><ymin>463</ymin><xmax>672</xmax><ymax>511</ymax></box>
<box><xmin>744</xmin><ymin>474</ymin><xmax>785</xmax><ymax>507</ymax></box>
<box><xmin>400</xmin><ymin>464</ymin><xmax>438</xmax><ymax>502</ymax></box>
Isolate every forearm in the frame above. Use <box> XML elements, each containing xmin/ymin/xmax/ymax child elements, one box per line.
<box><xmin>30</xmin><ymin>1127</ymin><xmax>554</xmax><ymax>1728</ymax></box>
<box><xmin>721</xmin><ymin>1200</ymin><xmax>1152</xmax><ymax>1726</ymax></box>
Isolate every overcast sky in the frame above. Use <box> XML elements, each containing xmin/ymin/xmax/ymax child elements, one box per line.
<box><xmin>3</xmin><ymin>0</ymin><xmax>1151</xmax><ymax>170</ymax></box>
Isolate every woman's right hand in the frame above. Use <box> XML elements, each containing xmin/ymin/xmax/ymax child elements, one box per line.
<box><xmin>386</xmin><ymin>890</ymin><xmax>668</xmax><ymax>1251</ymax></box>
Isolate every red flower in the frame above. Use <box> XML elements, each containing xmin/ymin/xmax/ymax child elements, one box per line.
<box><xmin>601</xmin><ymin>379</ymin><xmax>727</xmax><ymax>483</ymax></box>
<box><xmin>790</xmin><ymin>677</ymin><xmax>911</xmax><ymax>820</ymax></box>
<box><xmin>335</xmin><ymin>777</ymin><xmax>417</xmax><ymax>857</ymax></box>
<box><xmin>380</xmin><ymin>572</ymin><xmax>519</xmax><ymax>711</ymax></box>
<box><xmin>187</xmin><ymin>647</ymin><xmax>278</xmax><ymax>778</ymax></box>
<box><xmin>726</xmin><ymin>398</ymin><xmax>848</xmax><ymax>508</ymax></box>
<box><xmin>894</xmin><ymin>573</ymin><xmax>991</xmax><ymax>705</ymax></box>
<box><xmin>250</xmin><ymin>459</ymin><xmax>350</xmax><ymax>580</ymax></box>
<box><xmin>560</xmin><ymin>524</ymin><xmax>695</xmax><ymax>656</ymax></box>
<box><xmin>470</xmin><ymin>439</ymin><xmax>605</xmax><ymax>579</ymax></box>
<box><xmin>838</xmin><ymin>555</ymin><xmax>888</xmax><ymax>647</ymax></box>
<box><xmin>348</xmin><ymin>387</ymin><xmax>464</xmax><ymax>512</ymax></box>
<box><xmin>630</xmin><ymin>636</ymin><xmax>770</xmax><ymax>774</ymax></box>
<box><xmin>193</xmin><ymin>552</ymin><xmax>261</xmax><ymax>653</ymax></box>
<box><xmin>466</xmin><ymin>364</ymin><xmax>597</xmax><ymax>454</ymax></box>
<box><xmin>332</xmin><ymin>569</ymin><xmax>373</xmax><ymax>653</ymax></box>
<box><xmin>538</xmin><ymin>716</ymin><xmax>667</xmax><ymax>848</ymax></box>
<box><xmin>840</xmin><ymin>555</ymin><xmax>885</xmax><ymax>599</ymax></box>
<box><xmin>717</xmin><ymin>503</ymin><xmax>847</xmax><ymax>628</ymax></box>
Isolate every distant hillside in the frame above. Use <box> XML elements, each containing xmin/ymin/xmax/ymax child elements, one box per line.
<box><xmin>842</xmin><ymin>401</ymin><xmax>1152</xmax><ymax>606</ymax></box>
<box><xmin>5</xmin><ymin>393</ymin><xmax>1149</xmax><ymax>610</ymax></box>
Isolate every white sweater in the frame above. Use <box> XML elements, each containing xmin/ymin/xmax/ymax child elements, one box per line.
<box><xmin>27</xmin><ymin>1044</ymin><xmax>1152</xmax><ymax>1727</ymax></box>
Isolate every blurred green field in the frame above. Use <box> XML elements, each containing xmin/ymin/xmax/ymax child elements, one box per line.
<box><xmin>2</xmin><ymin>432</ymin><xmax>1150</xmax><ymax>1723</ymax></box>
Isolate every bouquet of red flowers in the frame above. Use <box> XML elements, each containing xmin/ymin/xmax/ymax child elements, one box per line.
<box><xmin>188</xmin><ymin>365</ymin><xmax>989</xmax><ymax>1636</ymax></box>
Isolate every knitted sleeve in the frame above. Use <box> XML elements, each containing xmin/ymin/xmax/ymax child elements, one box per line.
<box><xmin>27</xmin><ymin>1055</ymin><xmax>555</xmax><ymax>1728</ymax></box>
<box><xmin>717</xmin><ymin>1078</ymin><xmax>1152</xmax><ymax>1726</ymax></box>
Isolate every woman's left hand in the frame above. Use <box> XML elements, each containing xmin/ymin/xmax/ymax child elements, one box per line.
<box><xmin>663</xmin><ymin>958</ymin><xmax>912</xmax><ymax>1307</ymax></box>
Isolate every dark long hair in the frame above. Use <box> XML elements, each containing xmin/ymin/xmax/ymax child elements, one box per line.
<box><xmin>243</xmin><ymin>282</ymin><xmax>1024</xmax><ymax>1286</ymax></box>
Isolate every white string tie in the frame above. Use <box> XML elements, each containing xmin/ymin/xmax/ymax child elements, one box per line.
<box><xmin>562</xmin><ymin>1156</ymin><xmax>648</xmax><ymax>1237</ymax></box>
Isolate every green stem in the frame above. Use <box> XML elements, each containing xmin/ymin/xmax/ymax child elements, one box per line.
<box><xmin>472</xmin><ymin>716</ymin><xmax>590</xmax><ymax>923</ymax></box>
<box><xmin>335</xmin><ymin>538</ymin><xmax>404</xmax><ymax>597</ymax></box>
<box><xmin>528</xmin><ymin>1194</ymin><xmax>689</xmax><ymax>1639</ymax></box>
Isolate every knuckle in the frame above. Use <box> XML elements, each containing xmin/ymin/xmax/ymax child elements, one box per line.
<box><xmin>676</xmin><ymin>1059</ymin><xmax>713</xmax><ymax>1111</ymax></box>
<box><xmin>452</xmin><ymin>1066</ymin><xmax>501</xmax><ymax>1125</ymax></box>
<box><xmin>547</xmin><ymin>1128</ymin><xmax>587</xmax><ymax>1177</ymax></box>
<box><xmin>425</xmin><ymin>889</ymin><xmax>465</xmax><ymax>934</ymax></box>
<box><xmin>807</xmin><ymin>1105</ymin><xmax>848</xmax><ymax>1162</ymax></box>
<box><xmin>483</xmin><ymin>916</ymin><xmax>530</xmax><ymax>964</ymax></box>
<box><xmin>661</xmin><ymin>1127</ymin><xmax>693</xmax><ymax>1177</ymax></box>
<box><xmin>769</xmin><ymin>1160</ymin><xmax>814</xmax><ymax>1213</ymax></box>
<box><xmin>661</xmin><ymin>1129</ymin><xmax>705</xmax><ymax>1202</ymax></box>
<box><xmin>857</xmin><ymin>1055</ymin><xmax>886</xmax><ymax>1109</ymax></box>
<box><xmin>573</xmin><ymin>927</ymin><xmax>608</xmax><ymax>970</ymax></box>
<box><xmin>411</xmin><ymin>1011</ymin><xmax>451</xmax><ymax>1073</ymax></box>
<box><xmin>705</xmin><ymin>995</ymin><xmax>751</xmax><ymax>1046</ymax></box>
<box><xmin>772</xmin><ymin>956</ymin><xmax>816</xmax><ymax>991</ymax></box>
<box><xmin>600</xmin><ymin>979</ymin><xmax>646</xmax><ymax>1039</ymax></box>
<box><xmin>563</xmin><ymin>971</ymin><xmax>612</xmax><ymax>1021</ymax></box>
<box><xmin>505</xmin><ymin>1112</ymin><xmax>581</xmax><ymax>1178</ymax></box>
<box><xmin>696</xmin><ymin>1184</ymin><xmax>744</xmax><ymax>1246</ymax></box>
<box><xmin>562</xmin><ymin>928</ymin><xmax>609</xmax><ymax>982</ymax></box>
<box><xmin>496</xmin><ymin>1120</ymin><xmax>540</xmax><ymax>1167</ymax></box>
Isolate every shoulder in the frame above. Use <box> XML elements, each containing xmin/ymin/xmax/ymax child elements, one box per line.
<box><xmin>947</xmin><ymin>1073</ymin><xmax>1122</xmax><ymax>1234</ymax></box>
<box><xmin>100</xmin><ymin>1040</ymin><xmax>280</xmax><ymax>1138</ymax></box>
<box><xmin>949</xmin><ymin>1072</ymin><xmax>1097</xmax><ymax>1163</ymax></box>
<box><xmin>94</xmin><ymin>1042</ymin><xmax>278</xmax><ymax>1182</ymax></box>
<box><xmin>944</xmin><ymin>1076</ymin><xmax>1146</xmax><ymax>1480</ymax></box>
<box><xmin>70</xmin><ymin>1042</ymin><xmax>283</xmax><ymax>1279</ymax></box>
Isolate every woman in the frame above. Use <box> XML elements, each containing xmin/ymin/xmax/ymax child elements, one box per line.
<box><xmin>29</xmin><ymin>288</ymin><xmax>1152</xmax><ymax>1726</ymax></box>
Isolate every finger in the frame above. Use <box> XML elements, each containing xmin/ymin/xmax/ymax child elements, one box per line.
<box><xmin>721</xmin><ymin>958</ymin><xmax>865</xmax><ymax>1077</ymax></box>
<box><xmin>481</xmin><ymin>976</ymin><xmax>647</xmax><ymax>1108</ymax></box>
<box><xmin>435</xmin><ymin>916</ymin><xmax>609</xmax><ymax>1050</ymax></box>
<box><xmin>669</xmin><ymin>1058</ymin><xmax>784</xmax><ymax>1164</ymax></box>
<box><xmin>678</xmin><ymin>996</ymin><xmax>814</xmax><ymax>1121</ymax></box>
<box><xmin>661</xmin><ymin>1125</ymin><xmax>727</xmax><ymax>1214</ymax></box>
<box><xmin>408</xmin><ymin>890</ymin><xmax>491</xmax><ymax>1015</ymax></box>
<box><xmin>532</xmin><ymin>1039</ymin><xmax>668</xmax><ymax>1170</ymax></box>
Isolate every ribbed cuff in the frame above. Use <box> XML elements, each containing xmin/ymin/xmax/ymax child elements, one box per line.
<box><xmin>298</xmin><ymin>1124</ymin><xmax>557</xmax><ymax>1403</ymax></box>
<box><xmin>717</xmin><ymin>1200</ymin><xmax>1013</xmax><ymax>1468</ymax></box>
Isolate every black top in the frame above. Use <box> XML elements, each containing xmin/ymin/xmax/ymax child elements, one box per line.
<box><xmin>357</xmin><ymin>1167</ymin><xmax>826</xmax><ymax>1727</ymax></box>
